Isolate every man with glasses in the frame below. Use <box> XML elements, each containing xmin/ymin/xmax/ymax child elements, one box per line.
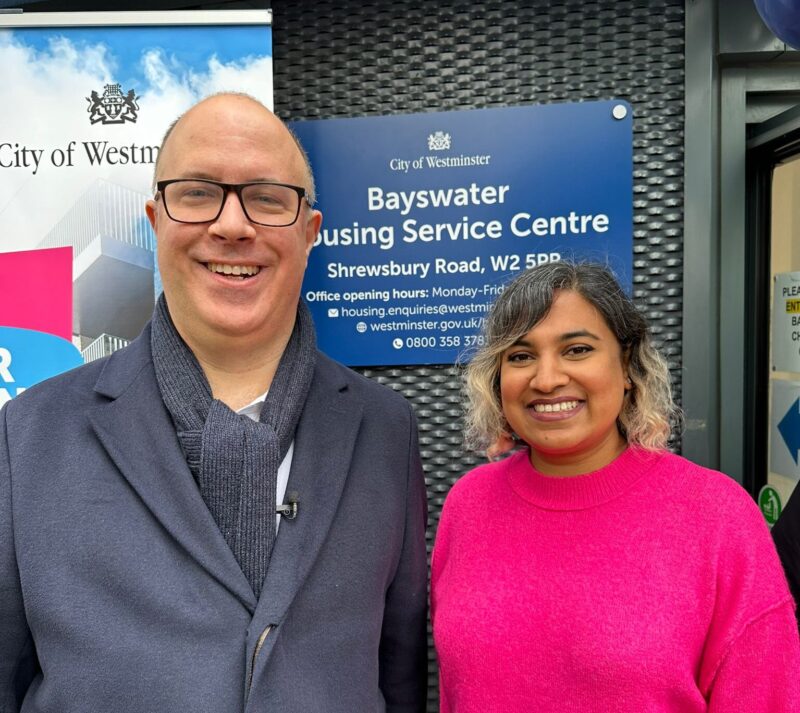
<box><xmin>0</xmin><ymin>94</ymin><xmax>427</xmax><ymax>713</ymax></box>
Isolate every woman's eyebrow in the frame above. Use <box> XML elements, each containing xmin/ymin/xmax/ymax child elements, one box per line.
<box><xmin>509</xmin><ymin>329</ymin><xmax>600</xmax><ymax>347</ymax></box>
<box><xmin>560</xmin><ymin>330</ymin><xmax>600</xmax><ymax>341</ymax></box>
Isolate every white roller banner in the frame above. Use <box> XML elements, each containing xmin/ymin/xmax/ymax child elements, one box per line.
<box><xmin>0</xmin><ymin>11</ymin><xmax>272</xmax><ymax>377</ymax></box>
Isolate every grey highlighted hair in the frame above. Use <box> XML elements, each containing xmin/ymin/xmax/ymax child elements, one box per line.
<box><xmin>464</xmin><ymin>261</ymin><xmax>679</xmax><ymax>453</ymax></box>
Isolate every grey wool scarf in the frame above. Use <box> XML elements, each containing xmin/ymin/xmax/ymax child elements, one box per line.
<box><xmin>150</xmin><ymin>294</ymin><xmax>317</xmax><ymax>598</ymax></box>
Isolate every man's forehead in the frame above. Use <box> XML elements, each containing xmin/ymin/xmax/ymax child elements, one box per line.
<box><xmin>174</xmin><ymin>97</ymin><xmax>287</xmax><ymax>145</ymax></box>
<box><xmin>158</xmin><ymin>97</ymin><xmax>304</xmax><ymax>177</ymax></box>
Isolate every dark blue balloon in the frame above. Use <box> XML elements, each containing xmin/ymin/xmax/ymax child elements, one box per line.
<box><xmin>754</xmin><ymin>0</ymin><xmax>800</xmax><ymax>49</ymax></box>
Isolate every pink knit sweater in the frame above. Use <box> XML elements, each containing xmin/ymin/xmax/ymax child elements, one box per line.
<box><xmin>431</xmin><ymin>447</ymin><xmax>800</xmax><ymax>712</ymax></box>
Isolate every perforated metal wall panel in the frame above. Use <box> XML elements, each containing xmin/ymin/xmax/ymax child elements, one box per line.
<box><xmin>272</xmin><ymin>1</ymin><xmax>685</xmax><ymax>708</ymax></box>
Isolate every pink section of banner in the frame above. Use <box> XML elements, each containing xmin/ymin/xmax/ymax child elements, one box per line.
<box><xmin>0</xmin><ymin>247</ymin><xmax>73</xmax><ymax>341</ymax></box>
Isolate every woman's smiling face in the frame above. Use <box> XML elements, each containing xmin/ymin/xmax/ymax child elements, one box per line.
<box><xmin>499</xmin><ymin>289</ymin><xmax>631</xmax><ymax>475</ymax></box>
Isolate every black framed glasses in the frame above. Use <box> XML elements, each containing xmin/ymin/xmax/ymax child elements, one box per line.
<box><xmin>156</xmin><ymin>179</ymin><xmax>310</xmax><ymax>227</ymax></box>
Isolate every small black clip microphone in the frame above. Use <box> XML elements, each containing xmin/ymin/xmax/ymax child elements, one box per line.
<box><xmin>276</xmin><ymin>492</ymin><xmax>299</xmax><ymax>520</ymax></box>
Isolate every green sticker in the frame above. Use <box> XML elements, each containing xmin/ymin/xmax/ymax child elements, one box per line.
<box><xmin>758</xmin><ymin>485</ymin><xmax>783</xmax><ymax>525</ymax></box>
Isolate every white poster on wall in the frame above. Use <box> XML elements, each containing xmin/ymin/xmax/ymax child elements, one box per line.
<box><xmin>0</xmin><ymin>10</ymin><xmax>272</xmax><ymax>366</ymax></box>
<box><xmin>772</xmin><ymin>271</ymin><xmax>800</xmax><ymax>373</ymax></box>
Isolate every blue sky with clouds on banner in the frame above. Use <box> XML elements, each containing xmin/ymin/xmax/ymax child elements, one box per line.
<box><xmin>0</xmin><ymin>22</ymin><xmax>273</xmax><ymax>251</ymax></box>
<box><xmin>11</xmin><ymin>25</ymin><xmax>272</xmax><ymax>94</ymax></box>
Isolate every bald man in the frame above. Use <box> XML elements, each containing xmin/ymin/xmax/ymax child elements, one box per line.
<box><xmin>0</xmin><ymin>94</ymin><xmax>428</xmax><ymax>713</ymax></box>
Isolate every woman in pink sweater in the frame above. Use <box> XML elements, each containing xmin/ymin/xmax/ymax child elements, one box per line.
<box><xmin>431</xmin><ymin>262</ymin><xmax>800</xmax><ymax>712</ymax></box>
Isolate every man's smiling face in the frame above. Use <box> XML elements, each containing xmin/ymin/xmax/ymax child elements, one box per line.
<box><xmin>146</xmin><ymin>95</ymin><xmax>321</xmax><ymax>349</ymax></box>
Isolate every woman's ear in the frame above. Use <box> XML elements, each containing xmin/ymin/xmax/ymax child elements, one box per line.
<box><xmin>622</xmin><ymin>348</ymin><xmax>633</xmax><ymax>391</ymax></box>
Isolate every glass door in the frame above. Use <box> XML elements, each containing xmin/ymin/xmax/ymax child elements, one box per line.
<box><xmin>764</xmin><ymin>156</ymin><xmax>800</xmax><ymax>522</ymax></box>
<box><xmin>745</xmin><ymin>108</ymin><xmax>800</xmax><ymax>522</ymax></box>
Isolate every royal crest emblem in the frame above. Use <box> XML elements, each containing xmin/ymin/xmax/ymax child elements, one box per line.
<box><xmin>427</xmin><ymin>131</ymin><xmax>451</xmax><ymax>151</ymax></box>
<box><xmin>87</xmin><ymin>84</ymin><xmax>139</xmax><ymax>125</ymax></box>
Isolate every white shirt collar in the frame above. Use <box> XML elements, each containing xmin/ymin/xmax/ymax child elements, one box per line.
<box><xmin>235</xmin><ymin>390</ymin><xmax>268</xmax><ymax>421</ymax></box>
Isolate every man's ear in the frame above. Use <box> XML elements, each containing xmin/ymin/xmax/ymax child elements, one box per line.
<box><xmin>145</xmin><ymin>199</ymin><xmax>158</xmax><ymax>232</ymax></box>
<box><xmin>304</xmin><ymin>209</ymin><xmax>322</xmax><ymax>257</ymax></box>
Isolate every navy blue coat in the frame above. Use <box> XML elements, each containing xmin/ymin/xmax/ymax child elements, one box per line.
<box><xmin>0</xmin><ymin>326</ymin><xmax>428</xmax><ymax>712</ymax></box>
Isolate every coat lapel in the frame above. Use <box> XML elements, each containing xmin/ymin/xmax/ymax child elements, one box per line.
<box><xmin>88</xmin><ymin>328</ymin><xmax>256</xmax><ymax>611</ymax></box>
<box><xmin>253</xmin><ymin>355</ymin><xmax>362</xmax><ymax>626</ymax></box>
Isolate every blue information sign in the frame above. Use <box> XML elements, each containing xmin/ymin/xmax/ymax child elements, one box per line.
<box><xmin>291</xmin><ymin>101</ymin><xmax>632</xmax><ymax>366</ymax></box>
